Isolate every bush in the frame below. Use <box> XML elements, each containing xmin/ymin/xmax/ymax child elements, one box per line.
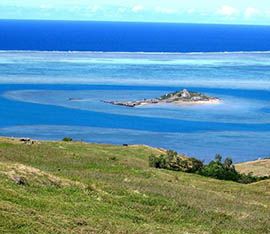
<box><xmin>62</xmin><ymin>137</ymin><xmax>73</xmax><ymax>142</ymax></box>
<box><xmin>199</xmin><ymin>155</ymin><xmax>270</xmax><ymax>183</ymax></box>
<box><xmin>149</xmin><ymin>150</ymin><xmax>203</xmax><ymax>173</ymax></box>
<box><xmin>189</xmin><ymin>157</ymin><xmax>204</xmax><ymax>173</ymax></box>
<box><xmin>238</xmin><ymin>173</ymin><xmax>258</xmax><ymax>184</ymax></box>
<box><xmin>149</xmin><ymin>152</ymin><xmax>269</xmax><ymax>184</ymax></box>
<box><xmin>149</xmin><ymin>154</ymin><xmax>166</xmax><ymax>169</ymax></box>
<box><xmin>199</xmin><ymin>157</ymin><xmax>240</xmax><ymax>182</ymax></box>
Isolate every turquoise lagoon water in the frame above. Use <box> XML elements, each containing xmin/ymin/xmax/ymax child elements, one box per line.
<box><xmin>1</xmin><ymin>51</ymin><xmax>270</xmax><ymax>162</ymax></box>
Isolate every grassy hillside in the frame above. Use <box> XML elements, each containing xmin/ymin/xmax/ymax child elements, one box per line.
<box><xmin>236</xmin><ymin>159</ymin><xmax>270</xmax><ymax>177</ymax></box>
<box><xmin>0</xmin><ymin>138</ymin><xmax>269</xmax><ymax>234</ymax></box>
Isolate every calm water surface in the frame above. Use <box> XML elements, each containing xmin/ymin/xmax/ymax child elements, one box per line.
<box><xmin>0</xmin><ymin>51</ymin><xmax>270</xmax><ymax>162</ymax></box>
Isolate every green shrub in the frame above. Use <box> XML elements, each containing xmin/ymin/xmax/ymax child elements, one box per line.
<box><xmin>189</xmin><ymin>157</ymin><xmax>204</xmax><ymax>173</ymax></box>
<box><xmin>199</xmin><ymin>155</ymin><xmax>270</xmax><ymax>183</ymax></box>
<box><xmin>149</xmin><ymin>152</ymin><xmax>269</xmax><ymax>184</ymax></box>
<box><xmin>238</xmin><ymin>173</ymin><xmax>258</xmax><ymax>184</ymax></box>
<box><xmin>199</xmin><ymin>157</ymin><xmax>240</xmax><ymax>182</ymax></box>
<box><xmin>149</xmin><ymin>154</ymin><xmax>167</xmax><ymax>169</ymax></box>
<box><xmin>149</xmin><ymin>150</ymin><xmax>203</xmax><ymax>173</ymax></box>
<box><xmin>62</xmin><ymin>137</ymin><xmax>73</xmax><ymax>142</ymax></box>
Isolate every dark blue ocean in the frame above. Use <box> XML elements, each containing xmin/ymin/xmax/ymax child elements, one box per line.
<box><xmin>1</xmin><ymin>20</ymin><xmax>270</xmax><ymax>52</ymax></box>
<box><xmin>0</xmin><ymin>20</ymin><xmax>270</xmax><ymax>162</ymax></box>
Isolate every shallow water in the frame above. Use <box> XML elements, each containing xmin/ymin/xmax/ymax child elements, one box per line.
<box><xmin>0</xmin><ymin>51</ymin><xmax>270</xmax><ymax>162</ymax></box>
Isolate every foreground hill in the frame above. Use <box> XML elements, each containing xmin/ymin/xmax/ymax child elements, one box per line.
<box><xmin>0</xmin><ymin>138</ymin><xmax>269</xmax><ymax>233</ymax></box>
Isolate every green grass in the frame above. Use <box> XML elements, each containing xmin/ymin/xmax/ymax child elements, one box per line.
<box><xmin>0</xmin><ymin>138</ymin><xmax>269</xmax><ymax>233</ymax></box>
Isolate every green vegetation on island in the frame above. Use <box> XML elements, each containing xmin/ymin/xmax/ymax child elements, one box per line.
<box><xmin>0</xmin><ymin>137</ymin><xmax>269</xmax><ymax>233</ymax></box>
<box><xmin>103</xmin><ymin>89</ymin><xmax>220</xmax><ymax>107</ymax></box>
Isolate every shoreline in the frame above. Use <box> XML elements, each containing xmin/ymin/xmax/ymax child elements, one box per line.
<box><xmin>102</xmin><ymin>89</ymin><xmax>221</xmax><ymax>108</ymax></box>
<box><xmin>103</xmin><ymin>99</ymin><xmax>221</xmax><ymax>107</ymax></box>
<box><xmin>174</xmin><ymin>99</ymin><xmax>221</xmax><ymax>105</ymax></box>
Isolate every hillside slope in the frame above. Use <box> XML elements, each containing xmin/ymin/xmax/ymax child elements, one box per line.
<box><xmin>236</xmin><ymin>159</ymin><xmax>270</xmax><ymax>177</ymax></box>
<box><xmin>0</xmin><ymin>138</ymin><xmax>269</xmax><ymax>233</ymax></box>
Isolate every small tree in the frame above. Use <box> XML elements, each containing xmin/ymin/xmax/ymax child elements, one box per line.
<box><xmin>215</xmin><ymin>154</ymin><xmax>222</xmax><ymax>163</ymax></box>
<box><xmin>200</xmin><ymin>155</ymin><xmax>240</xmax><ymax>181</ymax></box>
<box><xmin>224</xmin><ymin>157</ymin><xmax>233</xmax><ymax>169</ymax></box>
<box><xmin>62</xmin><ymin>137</ymin><xmax>73</xmax><ymax>142</ymax></box>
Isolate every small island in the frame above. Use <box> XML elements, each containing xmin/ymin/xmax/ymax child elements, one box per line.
<box><xmin>103</xmin><ymin>89</ymin><xmax>220</xmax><ymax>107</ymax></box>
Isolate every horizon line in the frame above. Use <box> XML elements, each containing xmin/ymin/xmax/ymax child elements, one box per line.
<box><xmin>1</xmin><ymin>18</ymin><xmax>270</xmax><ymax>27</ymax></box>
<box><xmin>1</xmin><ymin>49</ymin><xmax>270</xmax><ymax>55</ymax></box>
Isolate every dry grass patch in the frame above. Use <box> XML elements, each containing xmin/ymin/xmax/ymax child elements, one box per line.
<box><xmin>0</xmin><ymin>162</ymin><xmax>84</xmax><ymax>188</ymax></box>
<box><xmin>236</xmin><ymin>159</ymin><xmax>270</xmax><ymax>177</ymax></box>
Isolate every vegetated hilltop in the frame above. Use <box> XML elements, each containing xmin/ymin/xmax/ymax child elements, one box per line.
<box><xmin>0</xmin><ymin>137</ymin><xmax>269</xmax><ymax>234</ymax></box>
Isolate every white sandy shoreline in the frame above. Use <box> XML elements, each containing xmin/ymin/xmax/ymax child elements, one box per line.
<box><xmin>126</xmin><ymin>98</ymin><xmax>222</xmax><ymax>107</ymax></box>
